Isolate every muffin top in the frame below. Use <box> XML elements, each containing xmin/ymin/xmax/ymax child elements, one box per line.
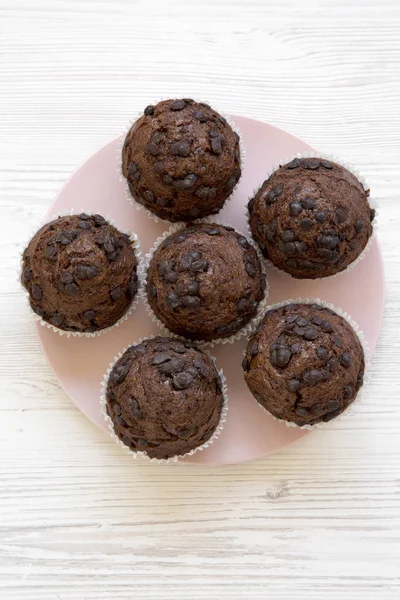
<box><xmin>243</xmin><ymin>303</ymin><xmax>365</xmax><ymax>426</ymax></box>
<box><xmin>122</xmin><ymin>98</ymin><xmax>241</xmax><ymax>222</ymax></box>
<box><xmin>106</xmin><ymin>336</ymin><xmax>224</xmax><ymax>459</ymax></box>
<box><xmin>248</xmin><ymin>157</ymin><xmax>374</xmax><ymax>279</ymax></box>
<box><xmin>21</xmin><ymin>214</ymin><xmax>138</xmax><ymax>332</ymax></box>
<box><xmin>146</xmin><ymin>223</ymin><xmax>266</xmax><ymax>341</ymax></box>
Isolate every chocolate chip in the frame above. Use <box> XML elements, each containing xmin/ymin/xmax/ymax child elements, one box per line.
<box><xmin>280</xmin><ymin>230</ymin><xmax>295</xmax><ymax>242</ymax></box>
<box><xmin>45</xmin><ymin>245</ymin><xmax>57</xmax><ymax>260</ymax></box>
<box><xmin>191</xmin><ymin>259</ymin><xmax>208</xmax><ymax>272</ymax></box>
<box><xmin>195</xmin><ymin>185</ymin><xmax>217</xmax><ymax>199</ymax></box>
<box><xmin>145</xmin><ymin>142</ymin><xmax>160</xmax><ymax>156</ymax></box>
<box><xmin>177</xmin><ymin>254</ymin><xmax>193</xmax><ymax>272</ymax></box>
<box><xmin>173</xmin><ymin>371</ymin><xmax>194</xmax><ymax>390</ymax></box>
<box><xmin>291</xmin><ymin>343</ymin><xmax>301</xmax><ymax>353</ymax></box>
<box><xmin>321</xmin><ymin>320</ymin><xmax>333</xmax><ymax>333</ymax></box>
<box><xmin>355</xmin><ymin>219</ymin><xmax>364</xmax><ymax>232</ymax></box>
<box><xmin>226</xmin><ymin>175</ymin><xmax>236</xmax><ymax>189</ymax></box>
<box><xmin>321</xmin><ymin>160</ymin><xmax>333</xmax><ymax>169</ymax></box>
<box><xmin>152</xmin><ymin>352</ymin><xmax>171</xmax><ymax>365</ymax></box>
<box><xmin>64</xmin><ymin>283</ymin><xmax>78</xmax><ymax>296</ymax></box>
<box><xmin>78</xmin><ymin>213</ymin><xmax>90</xmax><ymax>221</ymax></box>
<box><xmin>159</xmin><ymin>358</ymin><xmax>185</xmax><ymax>375</ymax></box>
<box><xmin>349</xmin><ymin>239</ymin><xmax>359</xmax><ymax>250</ymax></box>
<box><xmin>170</xmin><ymin>99</ymin><xmax>186</xmax><ymax>111</ymax></box>
<box><xmin>245</xmin><ymin>260</ymin><xmax>256</xmax><ymax>277</ymax></box>
<box><xmin>343</xmin><ymin>385</ymin><xmax>353</xmax><ymax>399</ymax></box>
<box><xmin>110</xmin><ymin>287</ymin><xmax>123</xmax><ymax>301</ymax></box>
<box><xmin>162</xmin><ymin>174</ymin><xmax>172</xmax><ymax>184</ymax></box>
<box><xmin>148</xmin><ymin>284</ymin><xmax>157</xmax><ymax>298</ymax></box>
<box><xmin>158</xmin><ymin>260</ymin><xmax>172</xmax><ymax>276</ymax></box>
<box><xmin>286</xmin><ymin>158</ymin><xmax>301</xmax><ymax>169</ymax></box>
<box><xmin>317</xmin><ymin>248</ymin><xmax>338</xmax><ymax>261</ymax></box>
<box><xmin>143</xmin><ymin>189</ymin><xmax>155</xmax><ymax>203</ymax></box>
<box><xmin>22</xmin><ymin>266</ymin><xmax>32</xmax><ymax>283</ymax></box>
<box><xmin>236</xmin><ymin>235</ymin><xmax>249</xmax><ymax>249</ymax></box>
<box><xmin>290</xmin><ymin>201</ymin><xmax>302</xmax><ymax>216</ymax></box>
<box><xmin>328</xmin><ymin>358</ymin><xmax>339</xmax><ymax>372</ymax></box>
<box><xmin>174</xmin><ymin>232</ymin><xmax>187</xmax><ymax>244</ymax></box>
<box><xmin>78</xmin><ymin>220</ymin><xmax>92</xmax><ymax>230</ymax></box>
<box><xmin>93</xmin><ymin>214</ymin><xmax>106</xmax><ymax>227</ymax></box>
<box><xmin>274</xmin><ymin>184</ymin><xmax>283</xmax><ymax>196</ymax></box>
<box><xmin>193</xmin><ymin>359</ymin><xmax>209</xmax><ymax>378</ymax></box>
<box><xmin>185</xmin><ymin>280</ymin><xmax>199</xmax><ymax>295</ymax></box>
<box><xmin>50</xmin><ymin>314</ymin><xmax>63</xmax><ymax>327</ymax></box>
<box><xmin>327</xmin><ymin>398</ymin><xmax>340</xmax><ymax>411</ymax></box>
<box><xmin>138</xmin><ymin>439</ymin><xmax>148</xmax><ymax>447</ymax></box>
<box><xmin>340</xmin><ymin>351</ymin><xmax>351</xmax><ymax>368</ymax></box>
<box><xmin>370</xmin><ymin>208</ymin><xmax>376</xmax><ymax>221</ymax></box>
<box><xmin>312</xmin><ymin>315</ymin><xmax>323</xmax><ymax>326</ymax></box>
<box><xmin>242</xmin><ymin>356</ymin><xmax>249</xmax><ymax>371</ymax></box>
<box><xmin>333</xmin><ymin>335</ymin><xmax>342</xmax><ymax>348</ymax></box>
<box><xmin>194</xmin><ymin>110</ymin><xmax>207</xmax><ymax>122</ymax></box>
<box><xmin>182</xmin><ymin>295</ymin><xmax>201</xmax><ymax>308</ymax></box>
<box><xmin>315</xmin><ymin>210</ymin><xmax>327</xmax><ymax>223</ymax></box>
<box><xmin>264</xmin><ymin>190</ymin><xmax>276</xmax><ymax>205</ymax></box>
<box><xmin>83</xmin><ymin>310</ymin><xmax>96</xmax><ymax>321</ymax></box>
<box><xmin>270</xmin><ymin>346</ymin><xmax>292</xmax><ymax>368</ymax></box>
<box><xmin>303</xmin><ymin>326</ymin><xmax>318</xmax><ymax>340</ymax></box>
<box><xmin>172</xmin><ymin>174</ymin><xmax>198</xmax><ymax>191</ymax></box>
<box><xmin>300</xmin><ymin>218</ymin><xmax>314</xmax><ymax>231</ymax></box>
<box><xmin>261</xmin><ymin>273</ymin><xmax>267</xmax><ymax>291</ymax></box>
<box><xmin>283</xmin><ymin>242</ymin><xmax>298</xmax><ymax>256</ymax></box>
<box><xmin>167</xmin><ymin>291</ymin><xmax>181</xmax><ymax>309</ymax></box>
<box><xmin>128</xmin><ymin>398</ymin><xmax>143</xmax><ymax>418</ymax></box>
<box><xmin>144</xmin><ymin>105</ymin><xmax>154</xmax><ymax>116</ymax></box>
<box><xmin>287</xmin><ymin>379</ymin><xmax>301</xmax><ymax>392</ymax></box>
<box><xmin>210</xmin><ymin>136</ymin><xmax>222</xmax><ymax>155</ymax></box>
<box><xmin>319</xmin><ymin>235</ymin><xmax>340</xmax><ymax>249</ymax></box>
<box><xmin>129</xmin><ymin>162</ymin><xmax>139</xmax><ymax>177</ymax></box>
<box><xmin>152</xmin><ymin>161</ymin><xmax>164</xmax><ymax>175</ymax></box>
<box><xmin>75</xmin><ymin>264</ymin><xmax>99</xmax><ymax>280</ymax></box>
<box><xmin>296</xmin><ymin>317</ymin><xmax>308</xmax><ymax>327</ymax></box>
<box><xmin>248</xmin><ymin>197</ymin><xmax>255</xmax><ymax>212</ymax></box>
<box><xmin>170</xmin><ymin>140</ymin><xmax>191</xmax><ymax>157</ymax></box>
<box><xmin>335</xmin><ymin>208</ymin><xmax>347</xmax><ymax>224</ymax></box>
<box><xmin>303</xmin><ymin>369</ymin><xmax>324</xmax><ymax>386</ymax></box>
<box><xmin>301</xmin><ymin>197</ymin><xmax>316</xmax><ymax>210</ymax></box>
<box><xmin>306</xmin><ymin>159</ymin><xmax>319</xmax><ymax>170</ymax></box>
<box><xmin>170</xmin><ymin>342</ymin><xmax>186</xmax><ymax>354</ymax></box>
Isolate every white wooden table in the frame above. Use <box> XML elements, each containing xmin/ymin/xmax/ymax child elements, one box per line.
<box><xmin>1</xmin><ymin>1</ymin><xmax>400</xmax><ymax>598</ymax></box>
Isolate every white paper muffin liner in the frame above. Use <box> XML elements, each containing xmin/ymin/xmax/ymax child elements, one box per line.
<box><xmin>245</xmin><ymin>297</ymin><xmax>372</xmax><ymax>430</ymax></box>
<box><xmin>246</xmin><ymin>151</ymin><xmax>378</xmax><ymax>281</ymax></box>
<box><xmin>19</xmin><ymin>209</ymin><xmax>143</xmax><ymax>338</ymax></box>
<box><xmin>100</xmin><ymin>334</ymin><xmax>228</xmax><ymax>464</ymax></box>
<box><xmin>140</xmin><ymin>219</ymin><xmax>269</xmax><ymax>348</ymax></box>
<box><xmin>117</xmin><ymin>98</ymin><xmax>246</xmax><ymax>225</ymax></box>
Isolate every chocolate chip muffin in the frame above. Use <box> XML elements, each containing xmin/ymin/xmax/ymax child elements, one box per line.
<box><xmin>122</xmin><ymin>99</ymin><xmax>241</xmax><ymax>222</ymax></box>
<box><xmin>146</xmin><ymin>223</ymin><xmax>266</xmax><ymax>341</ymax></box>
<box><xmin>242</xmin><ymin>303</ymin><xmax>365</xmax><ymax>426</ymax></box>
<box><xmin>21</xmin><ymin>214</ymin><xmax>138</xmax><ymax>333</ymax></box>
<box><xmin>248</xmin><ymin>157</ymin><xmax>374</xmax><ymax>279</ymax></box>
<box><xmin>105</xmin><ymin>336</ymin><xmax>224</xmax><ymax>459</ymax></box>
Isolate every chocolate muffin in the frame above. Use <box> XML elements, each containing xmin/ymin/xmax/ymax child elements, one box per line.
<box><xmin>105</xmin><ymin>336</ymin><xmax>224</xmax><ymax>459</ymax></box>
<box><xmin>243</xmin><ymin>303</ymin><xmax>365</xmax><ymax>426</ymax></box>
<box><xmin>248</xmin><ymin>157</ymin><xmax>374</xmax><ymax>278</ymax></box>
<box><xmin>122</xmin><ymin>98</ymin><xmax>241</xmax><ymax>222</ymax></box>
<box><xmin>21</xmin><ymin>214</ymin><xmax>138</xmax><ymax>333</ymax></box>
<box><xmin>146</xmin><ymin>223</ymin><xmax>266</xmax><ymax>341</ymax></box>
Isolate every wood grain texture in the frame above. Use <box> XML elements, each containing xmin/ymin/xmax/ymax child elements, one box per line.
<box><xmin>1</xmin><ymin>0</ymin><xmax>400</xmax><ymax>598</ymax></box>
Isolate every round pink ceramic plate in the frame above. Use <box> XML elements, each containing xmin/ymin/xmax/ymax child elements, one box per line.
<box><xmin>37</xmin><ymin>116</ymin><xmax>384</xmax><ymax>465</ymax></box>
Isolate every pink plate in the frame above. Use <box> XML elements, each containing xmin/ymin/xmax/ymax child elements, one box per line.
<box><xmin>37</xmin><ymin>116</ymin><xmax>384</xmax><ymax>465</ymax></box>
